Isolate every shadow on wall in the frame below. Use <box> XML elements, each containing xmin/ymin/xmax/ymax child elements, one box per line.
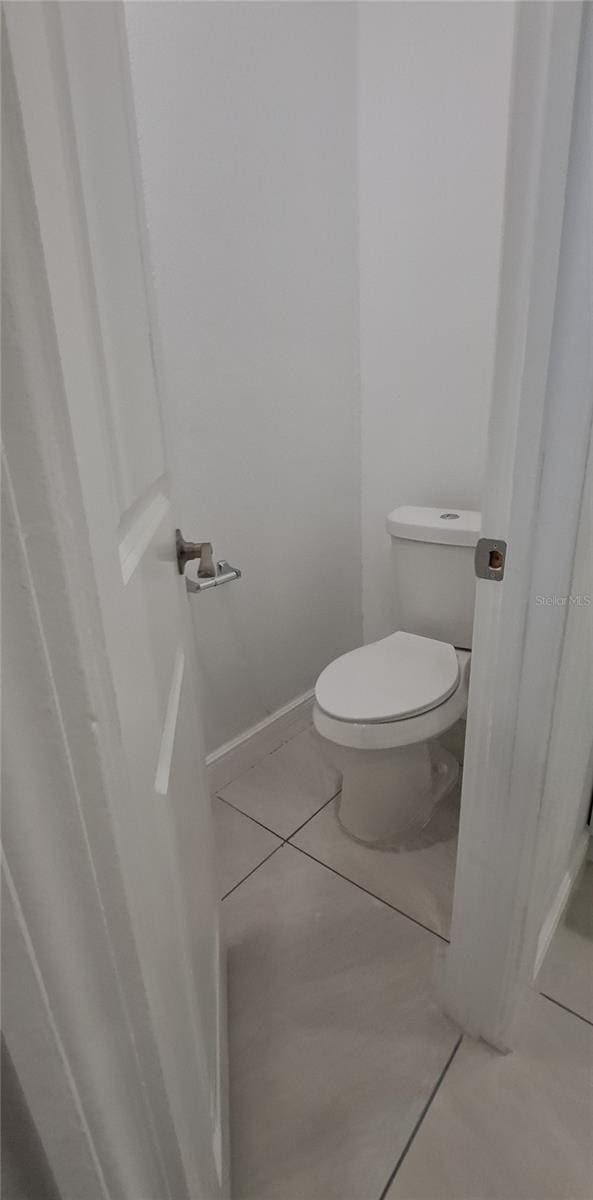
<box><xmin>1</xmin><ymin>1038</ymin><xmax>61</xmax><ymax>1200</ymax></box>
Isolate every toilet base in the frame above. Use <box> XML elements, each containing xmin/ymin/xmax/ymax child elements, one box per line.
<box><xmin>334</xmin><ymin>741</ymin><xmax>459</xmax><ymax>848</ymax></box>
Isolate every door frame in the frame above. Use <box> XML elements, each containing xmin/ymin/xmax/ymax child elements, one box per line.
<box><xmin>2</xmin><ymin>4</ymin><xmax>227</xmax><ymax>1195</ymax></box>
<box><xmin>442</xmin><ymin>0</ymin><xmax>591</xmax><ymax>1048</ymax></box>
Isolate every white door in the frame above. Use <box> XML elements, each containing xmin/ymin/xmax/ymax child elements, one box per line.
<box><xmin>3</xmin><ymin>3</ymin><xmax>228</xmax><ymax>1196</ymax></box>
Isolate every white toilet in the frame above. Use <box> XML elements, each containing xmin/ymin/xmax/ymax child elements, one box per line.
<box><xmin>314</xmin><ymin>506</ymin><xmax>480</xmax><ymax>845</ymax></box>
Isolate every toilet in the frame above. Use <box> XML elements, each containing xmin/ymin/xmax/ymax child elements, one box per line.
<box><xmin>314</xmin><ymin>506</ymin><xmax>480</xmax><ymax>845</ymax></box>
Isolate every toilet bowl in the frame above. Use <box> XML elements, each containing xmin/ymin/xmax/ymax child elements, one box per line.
<box><xmin>314</xmin><ymin>504</ymin><xmax>479</xmax><ymax>845</ymax></box>
<box><xmin>313</xmin><ymin>632</ymin><xmax>471</xmax><ymax>845</ymax></box>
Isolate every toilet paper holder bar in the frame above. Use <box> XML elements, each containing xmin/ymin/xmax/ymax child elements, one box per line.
<box><xmin>185</xmin><ymin>560</ymin><xmax>242</xmax><ymax>594</ymax></box>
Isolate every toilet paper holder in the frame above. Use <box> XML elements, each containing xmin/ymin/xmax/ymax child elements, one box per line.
<box><xmin>185</xmin><ymin>559</ymin><xmax>242</xmax><ymax>594</ymax></box>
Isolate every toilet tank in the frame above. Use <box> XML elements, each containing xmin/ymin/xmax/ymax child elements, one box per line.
<box><xmin>386</xmin><ymin>506</ymin><xmax>481</xmax><ymax>650</ymax></box>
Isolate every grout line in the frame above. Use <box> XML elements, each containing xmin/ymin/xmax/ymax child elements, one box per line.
<box><xmin>286</xmin><ymin>789</ymin><xmax>341</xmax><ymax>841</ymax></box>
<box><xmin>217</xmin><ymin>783</ymin><xmax>339</xmax><ymax>905</ymax></box>
<box><xmin>377</xmin><ymin>1035</ymin><xmax>463</xmax><ymax>1200</ymax></box>
<box><xmin>289</xmin><ymin>843</ymin><xmax>450</xmax><ymax>944</ymax></box>
<box><xmin>539</xmin><ymin>990</ymin><xmax>593</xmax><ymax>1029</ymax></box>
<box><xmin>220</xmin><ymin>845</ymin><xmax>283</xmax><ymax>903</ymax></box>
<box><xmin>215</xmin><ymin>784</ymin><xmax>341</xmax><ymax>845</ymax></box>
<box><xmin>214</xmin><ymin>792</ymin><xmax>285</xmax><ymax>840</ymax></box>
<box><xmin>215</xmin><ymin>774</ymin><xmax>452</xmax><ymax>944</ymax></box>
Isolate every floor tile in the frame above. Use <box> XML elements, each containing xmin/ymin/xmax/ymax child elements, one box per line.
<box><xmin>212</xmin><ymin>796</ymin><xmax>281</xmax><ymax>899</ymax></box>
<box><xmin>385</xmin><ymin>992</ymin><xmax>593</xmax><ymax>1200</ymax></box>
<box><xmin>217</xmin><ymin>727</ymin><xmax>341</xmax><ymax>838</ymax></box>
<box><xmin>537</xmin><ymin>859</ymin><xmax>593</xmax><ymax>1024</ymax></box>
<box><xmin>224</xmin><ymin>844</ymin><xmax>459</xmax><ymax>1200</ymax></box>
<box><xmin>291</xmin><ymin>784</ymin><xmax>460</xmax><ymax>938</ymax></box>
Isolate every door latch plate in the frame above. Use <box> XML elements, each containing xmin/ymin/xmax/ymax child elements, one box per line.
<box><xmin>475</xmin><ymin>537</ymin><xmax>507</xmax><ymax>582</ymax></box>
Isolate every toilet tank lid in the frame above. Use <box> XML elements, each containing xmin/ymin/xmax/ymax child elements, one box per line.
<box><xmin>386</xmin><ymin>506</ymin><xmax>481</xmax><ymax>547</ymax></box>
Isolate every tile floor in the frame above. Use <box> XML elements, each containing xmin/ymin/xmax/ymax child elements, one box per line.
<box><xmin>212</xmin><ymin>723</ymin><xmax>593</xmax><ymax>1200</ymax></box>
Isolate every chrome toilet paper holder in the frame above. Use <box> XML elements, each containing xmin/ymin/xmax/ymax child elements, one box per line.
<box><xmin>185</xmin><ymin>559</ymin><xmax>242</xmax><ymax>594</ymax></box>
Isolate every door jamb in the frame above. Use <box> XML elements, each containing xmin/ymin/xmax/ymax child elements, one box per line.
<box><xmin>442</xmin><ymin>0</ymin><xmax>589</xmax><ymax>1048</ymax></box>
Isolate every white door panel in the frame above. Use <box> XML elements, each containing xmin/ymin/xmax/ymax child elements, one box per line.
<box><xmin>3</xmin><ymin>3</ymin><xmax>228</xmax><ymax>1195</ymax></box>
<box><xmin>61</xmin><ymin>1</ymin><xmax>167</xmax><ymax>515</ymax></box>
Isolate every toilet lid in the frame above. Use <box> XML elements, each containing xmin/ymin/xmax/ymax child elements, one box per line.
<box><xmin>315</xmin><ymin>632</ymin><xmax>459</xmax><ymax>724</ymax></box>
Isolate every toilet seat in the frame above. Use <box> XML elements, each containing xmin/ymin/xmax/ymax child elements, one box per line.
<box><xmin>314</xmin><ymin>649</ymin><xmax>471</xmax><ymax>753</ymax></box>
<box><xmin>315</xmin><ymin>631</ymin><xmax>459</xmax><ymax>724</ymax></box>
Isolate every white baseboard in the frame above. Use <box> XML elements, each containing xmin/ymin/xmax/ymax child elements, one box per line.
<box><xmin>207</xmin><ymin>690</ymin><xmax>315</xmax><ymax>794</ymax></box>
<box><xmin>533</xmin><ymin>830</ymin><xmax>590</xmax><ymax>979</ymax></box>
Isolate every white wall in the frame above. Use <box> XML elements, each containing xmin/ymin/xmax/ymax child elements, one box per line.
<box><xmin>359</xmin><ymin>2</ymin><xmax>514</xmax><ymax>643</ymax></box>
<box><xmin>126</xmin><ymin>2</ymin><xmax>361</xmax><ymax>753</ymax></box>
<box><xmin>127</xmin><ymin>2</ymin><xmax>514</xmax><ymax>752</ymax></box>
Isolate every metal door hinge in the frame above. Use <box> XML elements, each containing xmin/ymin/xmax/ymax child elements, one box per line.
<box><xmin>475</xmin><ymin>537</ymin><xmax>507</xmax><ymax>582</ymax></box>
